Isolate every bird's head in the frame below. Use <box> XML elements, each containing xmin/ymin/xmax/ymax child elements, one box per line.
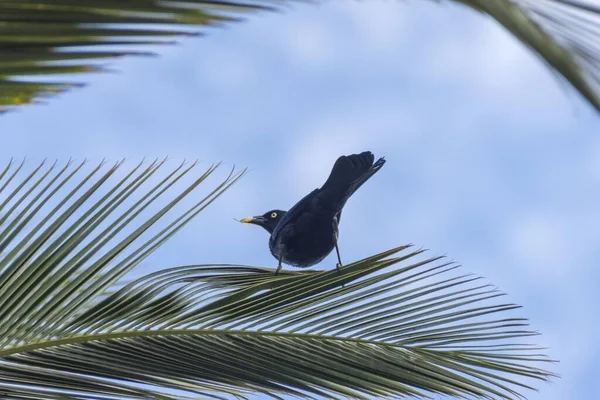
<box><xmin>238</xmin><ymin>209</ymin><xmax>286</xmax><ymax>234</ymax></box>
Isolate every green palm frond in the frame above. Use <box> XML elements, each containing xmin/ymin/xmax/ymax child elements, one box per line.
<box><xmin>0</xmin><ymin>0</ymin><xmax>274</xmax><ymax>113</ymax></box>
<box><xmin>0</xmin><ymin>158</ymin><xmax>244</xmax><ymax>345</ymax></box>
<box><xmin>0</xmin><ymin>161</ymin><xmax>555</xmax><ymax>399</ymax></box>
<box><xmin>1</xmin><ymin>0</ymin><xmax>599</xmax><ymax>113</ymax></box>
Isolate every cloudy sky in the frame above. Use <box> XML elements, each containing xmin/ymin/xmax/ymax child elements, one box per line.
<box><xmin>2</xmin><ymin>1</ymin><xmax>600</xmax><ymax>398</ymax></box>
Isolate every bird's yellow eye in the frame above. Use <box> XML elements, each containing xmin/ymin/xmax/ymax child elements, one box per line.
<box><xmin>271</xmin><ymin>212</ymin><xmax>278</xmax><ymax>218</ymax></box>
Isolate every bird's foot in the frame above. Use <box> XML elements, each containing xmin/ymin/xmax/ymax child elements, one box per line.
<box><xmin>274</xmin><ymin>264</ymin><xmax>282</xmax><ymax>276</ymax></box>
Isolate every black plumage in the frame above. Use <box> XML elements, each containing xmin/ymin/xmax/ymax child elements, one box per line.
<box><xmin>239</xmin><ymin>151</ymin><xmax>385</xmax><ymax>274</ymax></box>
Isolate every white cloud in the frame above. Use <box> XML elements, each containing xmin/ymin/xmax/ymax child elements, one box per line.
<box><xmin>587</xmin><ymin>138</ymin><xmax>600</xmax><ymax>184</ymax></box>
<box><xmin>194</xmin><ymin>48</ymin><xmax>256</xmax><ymax>90</ymax></box>
<box><xmin>286</xmin><ymin>121</ymin><xmax>367</xmax><ymax>193</ymax></box>
<box><xmin>284</xmin><ymin>105</ymin><xmax>420</xmax><ymax>195</ymax></box>
<box><xmin>505</xmin><ymin>213</ymin><xmax>569</xmax><ymax>281</ymax></box>
<box><xmin>339</xmin><ymin>0</ymin><xmax>412</xmax><ymax>53</ymax></box>
<box><xmin>281</xmin><ymin>16</ymin><xmax>339</xmax><ymax>69</ymax></box>
<box><xmin>278</xmin><ymin>0</ymin><xmax>412</xmax><ymax>69</ymax></box>
<box><xmin>416</xmin><ymin>7</ymin><xmax>572</xmax><ymax>116</ymax></box>
<box><xmin>475</xmin><ymin>19</ymin><xmax>534</xmax><ymax>91</ymax></box>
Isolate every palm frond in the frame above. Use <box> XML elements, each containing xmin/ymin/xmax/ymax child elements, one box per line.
<box><xmin>1</xmin><ymin>0</ymin><xmax>600</xmax><ymax>113</ymax></box>
<box><xmin>0</xmin><ymin>0</ymin><xmax>274</xmax><ymax>113</ymax></box>
<box><xmin>0</xmin><ymin>158</ymin><xmax>244</xmax><ymax>343</ymax></box>
<box><xmin>1</xmin><ymin>214</ymin><xmax>556</xmax><ymax>400</ymax></box>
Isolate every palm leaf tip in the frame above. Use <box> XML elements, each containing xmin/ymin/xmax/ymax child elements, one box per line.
<box><xmin>1</xmin><ymin>242</ymin><xmax>555</xmax><ymax>400</ymax></box>
<box><xmin>0</xmin><ymin>0</ymin><xmax>276</xmax><ymax>112</ymax></box>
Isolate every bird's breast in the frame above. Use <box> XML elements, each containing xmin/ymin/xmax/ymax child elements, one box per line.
<box><xmin>269</xmin><ymin>214</ymin><xmax>338</xmax><ymax>267</ymax></box>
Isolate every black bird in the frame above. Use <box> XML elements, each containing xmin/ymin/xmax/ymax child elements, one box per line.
<box><xmin>239</xmin><ymin>151</ymin><xmax>385</xmax><ymax>274</ymax></box>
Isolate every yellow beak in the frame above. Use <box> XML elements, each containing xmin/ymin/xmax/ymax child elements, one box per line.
<box><xmin>239</xmin><ymin>217</ymin><xmax>255</xmax><ymax>224</ymax></box>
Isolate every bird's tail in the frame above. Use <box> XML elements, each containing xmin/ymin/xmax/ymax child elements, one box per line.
<box><xmin>320</xmin><ymin>151</ymin><xmax>386</xmax><ymax>211</ymax></box>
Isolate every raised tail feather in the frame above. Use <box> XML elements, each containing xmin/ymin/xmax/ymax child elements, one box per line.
<box><xmin>319</xmin><ymin>151</ymin><xmax>386</xmax><ymax>211</ymax></box>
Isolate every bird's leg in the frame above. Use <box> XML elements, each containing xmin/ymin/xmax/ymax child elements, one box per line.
<box><xmin>334</xmin><ymin>242</ymin><xmax>345</xmax><ymax>289</ymax></box>
<box><xmin>275</xmin><ymin>255</ymin><xmax>283</xmax><ymax>276</ymax></box>
<box><xmin>335</xmin><ymin>243</ymin><xmax>343</xmax><ymax>274</ymax></box>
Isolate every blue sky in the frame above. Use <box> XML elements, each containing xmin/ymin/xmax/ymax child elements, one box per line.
<box><xmin>2</xmin><ymin>1</ymin><xmax>600</xmax><ymax>399</ymax></box>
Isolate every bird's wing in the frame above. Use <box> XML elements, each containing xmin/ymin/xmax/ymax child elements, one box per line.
<box><xmin>271</xmin><ymin>152</ymin><xmax>385</xmax><ymax>242</ymax></box>
<box><xmin>335</xmin><ymin>210</ymin><xmax>342</xmax><ymax>224</ymax></box>
<box><xmin>271</xmin><ymin>188</ymin><xmax>320</xmax><ymax>241</ymax></box>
